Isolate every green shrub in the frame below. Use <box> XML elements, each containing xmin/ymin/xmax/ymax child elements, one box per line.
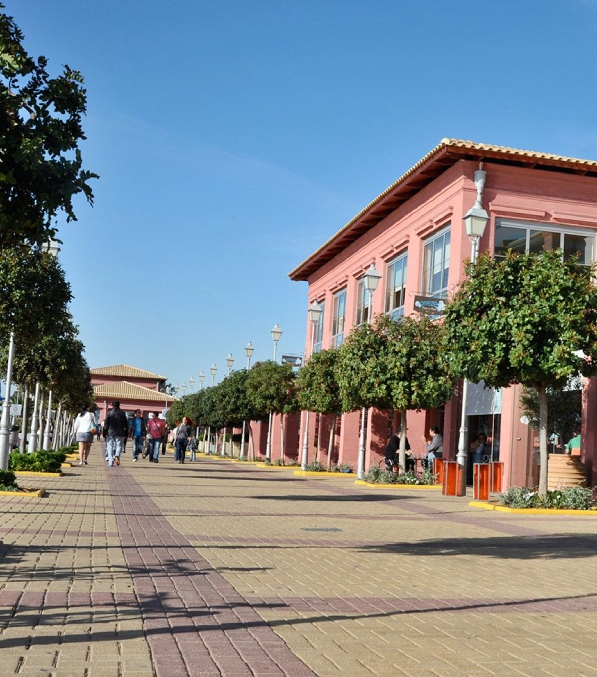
<box><xmin>363</xmin><ymin>466</ymin><xmax>437</xmax><ymax>485</ymax></box>
<box><xmin>304</xmin><ymin>460</ymin><xmax>325</xmax><ymax>472</ymax></box>
<box><xmin>330</xmin><ymin>462</ymin><xmax>354</xmax><ymax>473</ymax></box>
<box><xmin>9</xmin><ymin>450</ymin><xmax>66</xmax><ymax>473</ymax></box>
<box><xmin>500</xmin><ymin>485</ymin><xmax>594</xmax><ymax>510</ymax></box>
<box><xmin>0</xmin><ymin>469</ymin><xmax>19</xmax><ymax>491</ymax></box>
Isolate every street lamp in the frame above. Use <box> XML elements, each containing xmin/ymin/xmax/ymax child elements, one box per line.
<box><xmin>198</xmin><ymin>372</ymin><xmax>205</xmax><ymax>389</ymax></box>
<box><xmin>357</xmin><ymin>263</ymin><xmax>382</xmax><ymax>480</ymax></box>
<box><xmin>222</xmin><ymin>353</ymin><xmax>235</xmax><ymax>456</ymax></box>
<box><xmin>210</xmin><ymin>363</ymin><xmax>217</xmax><ymax>386</ymax></box>
<box><xmin>456</xmin><ymin>166</ymin><xmax>490</xmax><ymax>495</ymax></box>
<box><xmin>245</xmin><ymin>342</ymin><xmax>254</xmax><ymax>368</ymax></box>
<box><xmin>189</xmin><ymin>377</ymin><xmax>195</xmax><ymax>393</ymax></box>
<box><xmin>23</xmin><ymin>240</ymin><xmax>61</xmax><ymax>457</ymax></box>
<box><xmin>181</xmin><ymin>382</ymin><xmax>187</xmax><ymax>397</ymax></box>
<box><xmin>226</xmin><ymin>353</ymin><xmax>234</xmax><ymax>375</ymax></box>
<box><xmin>266</xmin><ymin>324</ymin><xmax>283</xmax><ymax>460</ymax></box>
<box><xmin>240</xmin><ymin>342</ymin><xmax>255</xmax><ymax>459</ymax></box>
<box><xmin>301</xmin><ymin>302</ymin><xmax>323</xmax><ymax>470</ymax></box>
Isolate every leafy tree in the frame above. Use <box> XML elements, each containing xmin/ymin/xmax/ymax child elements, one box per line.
<box><xmin>0</xmin><ymin>4</ymin><xmax>97</xmax><ymax>249</ymax></box>
<box><xmin>246</xmin><ymin>361</ymin><xmax>298</xmax><ymax>419</ymax></box>
<box><xmin>215</xmin><ymin>369</ymin><xmax>258</xmax><ymax>427</ymax></box>
<box><xmin>443</xmin><ymin>250</ymin><xmax>597</xmax><ymax>495</ymax></box>
<box><xmin>0</xmin><ymin>246</ymin><xmax>72</xmax><ymax>348</ymax></box>
<box><xmin>336</xmin><ymin>314</ymin><xmax>453</xmax><ymax>471</ymax></box>
<box><xmin>297</xmin><ymin>348</ymin><xmax>341</xmax><ymax>464</ymax></box>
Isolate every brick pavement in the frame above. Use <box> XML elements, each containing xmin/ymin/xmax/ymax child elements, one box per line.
<box><xmin>1</xmin><ymin>443</ymin><xmax>597</xmax><ymax>676</ymax></box>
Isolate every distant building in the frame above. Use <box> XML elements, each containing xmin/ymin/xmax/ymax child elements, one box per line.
<box><xmin>90</xmin><ymin>364</ymin><xmax>176</xmax><ymax>422</ymax></box>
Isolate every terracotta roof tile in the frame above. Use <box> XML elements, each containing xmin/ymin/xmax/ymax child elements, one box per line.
<box><xmin>93</xmin><ymin>381</ymin><xmax>176</xmax><ymax>402</ymax></box>
<box><xmin>90</xmin><ymin>364</ymin><xmax>166</xmax><ymax>380</ymax></box>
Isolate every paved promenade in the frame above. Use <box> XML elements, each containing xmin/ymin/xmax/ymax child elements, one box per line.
<box><xmin>1</xmin><ymin>444</ymin><xmax>597</xmax><ymax>677</ymax></box>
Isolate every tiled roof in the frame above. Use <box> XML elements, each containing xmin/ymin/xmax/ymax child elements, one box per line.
<box><xmin>92</xmin><ymin>381</ymin><xmax>176</xmax><ymax>402</ymax></box>
<box><xmin>90</xmin><ymin>364</ymin><xmax>166</xmax><ymax>380</ymax></box>
<box><xmin>289</xmin><ymin>138</ymin><xmax>597</xmax><ymax>281</ymax></box>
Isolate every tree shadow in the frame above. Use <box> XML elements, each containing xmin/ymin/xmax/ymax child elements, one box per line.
<box><xmin>359</xmin><ymin>533</ymin><xmax>597</xmax><ymax>559</ymax></box>
<box><xmin>251</xmin><ymin>493</ymin><xmax>418</xmax><ymax>502</ymax></box>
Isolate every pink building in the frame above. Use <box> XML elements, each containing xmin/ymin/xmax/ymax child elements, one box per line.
<box><xmin>289</xmin><ymin>139</ymin><xmax>597</xmax><ymax>489</ymax></box>
<box><xmin>90</xmin><ymin>364</ymin><xmax>176</xmax><ymax>422</ymax></box>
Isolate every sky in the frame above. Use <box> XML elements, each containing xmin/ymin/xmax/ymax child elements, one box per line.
<box><xmin>6</xmin><ymin>0</ymin><xmax>597</xmax><ymax>390</ymax></box>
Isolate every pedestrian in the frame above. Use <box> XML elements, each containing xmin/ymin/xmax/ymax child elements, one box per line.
<box><xmin>129</xmin><ymin>409</ymin><xmax>146</xmax><ymax>463</ymax></box>
<box><xmin>188</xmin><ymin>433</ymin><xmax>198</xmax><ymax>461</ymax></box>
<box><xmin>175</xmin><ymin>416</ymin><xmax>193</xmax><ymax>464</ymax></box>
<box><xmin>161</xmin><ymin>422</ymin><xmax>169</xmax><ymax>456</ymax></box>
<box><xmin>147</xmin><ymin>411</ymin><xmax>166</xmax><ymax>463</ymax></box>
<box><xmin>566</xmin><ymin>430</ymin><xmax>581</xmax><ymax>456</ymax></box>
<box><xmin>9</xmin><ymin>425</ymin><xmax>20</xmax><ymax>452</ymax></box>
<box><xmin>73</xmin><ymin>405</ymin><xmax>96</xmax><ymax>466</ymax></box>
<box><xmin>102</xmin><ymin>401</ymin><xmax>129</xmax><ymax>467</ymax></box>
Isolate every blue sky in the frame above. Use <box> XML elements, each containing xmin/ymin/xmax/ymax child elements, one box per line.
<box><xmin>7</xmin><ymin>0</ymin><xmax>597</xmax><ymax>389</ymax></box>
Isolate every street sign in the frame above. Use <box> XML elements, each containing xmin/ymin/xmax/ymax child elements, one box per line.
<box><xmin>281</xmin><ymin>355</ymin><xmax>302</xmax><ymax>367</ymax></box>
<box><xmin>413</xmin><ymin>295</ymin><xmax>446</xmax><ymax>316</ymax></box>
<box><xmin>10</xmin><ymin>404</ymin><xmax>22</xmax><ymax>417</ymax></box>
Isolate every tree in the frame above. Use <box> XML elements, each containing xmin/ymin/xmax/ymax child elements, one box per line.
<box><xmin>0</xmin><ymin>4</ymin><xmax>97</xmax><ymax>249</ymax></box>
<box><xmin>336</xmin><ymin>314</ymin><xmax>453</xmax><ymax>472</ymax></box>
<box><xmin>297</xmin><ymin>348</ymin><xmax>342</xmax><ymax>464</ymax></box>
<box><xmin>215</xmin><ymin>369</ymin><xmax>258</xmax><ymax>428</ymax></box>
<box><xmin>519</xmin><ymin>379</ymin><xmax>582</xmax><ymax>444</ymax></box>
<box><xmin>443</xmin><ymin>250</ymin><xmax>597</xmax><ymax>494</ymax></box>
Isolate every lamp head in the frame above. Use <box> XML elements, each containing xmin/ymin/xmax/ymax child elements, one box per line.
<box><xmin>271</xmin><ymin>323</ymin><xmax>283</xmax><ymax>342</ymax></box>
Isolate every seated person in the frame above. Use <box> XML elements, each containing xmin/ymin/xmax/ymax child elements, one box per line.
<box><xmin>421</xmin><ymin>426</ymin><xmax>443</xmax><ymax>470</ymax></box>
<box><xmin>471</xmin><ymin>432</ymin><xmax>490</xmax><ymax>464</ymax></box>
<box><xmin>384</xmin><ymin>433</ymin><xmax>413</xmax><ymax>472</ymax></box>
<box><xmin>566</xmin><ymin>431</ymin><xmax>581</xmax><ymax>456</ymax></box>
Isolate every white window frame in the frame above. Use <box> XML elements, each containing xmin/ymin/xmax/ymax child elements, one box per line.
<box><xmin>422</xmin><ymin>225</ymin><xmax>451</xmax><ymax>298</ymax></box>
<box><xmin>331</xmin><ymin>290</ymin><xmax>346</xmax><ymax>348</ymax></box>
<box><xmin>385</xmin><ymin>251</ymin><xmax>408</xmax><ymax>320</ymax></box>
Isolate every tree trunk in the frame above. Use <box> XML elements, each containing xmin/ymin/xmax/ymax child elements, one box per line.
<box><xmin>398</xmin><ymin>410</ymin><xmax>408</xmax><ymax>473</ymax></box>
<box><xmin>537</xmin><ymin>384</ymin><xmax>549</xmax><ymax>495</ymax></box>
<box><xmin>327</xmin><ymin>414</ymin><xmax>336</xmax><ymax>469</ymax></box>
<box><xmin>280</xmin><ymin>413</ymin><xmax>285</xmax><ymax>462</ymax></box>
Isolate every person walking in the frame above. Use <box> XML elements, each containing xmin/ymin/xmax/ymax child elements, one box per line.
<box><xmin>73</xmin><ymin>406</ymin><xmax>96</xmax><ymax>466</ymax></box>
<box><xmin>175</xmin><ymin>416</ymin><xmax>193</xmax><ymax>464</ymax></box>
<box><xmin>147</xmin><ymin>411</ymin><xmax>166</xmax><ymax>463</ymax></box>
<box><xmin>102</xmin><ymin>401</ymin><xmax>129</xmax><ymax>467</ymax></box>
<box><xmin>129</xmin><ymin>409</ymin><xmax>146</xmax><ymax>463</ymax></box>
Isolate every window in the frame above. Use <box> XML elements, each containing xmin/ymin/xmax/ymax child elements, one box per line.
<box><xmin>331</xmin><ymin>290</ymin><xmax>346</xmax><ymax>347</ymax></box>
<box><xmin>355</xmin><ymin>280</ymin><xmax>372</xmax><ymax>325</ymax></box>
<box><xmin>385</xmin><ymin>252</ymin><xmax>408</xmax><ymax>319</ymax></box>
<box><xmin>422</xmin><ymin>227</ymin><xmax>451</xmax><ymax>298</ymax></box>
<box><xmin>495</xmin><ymin>219</ymin><xmax>595</xmax><ymax>264</ymax></box>
<box><xmin>313</xmin><ymin>301</ymin><xmax>324</xmax><ymax>353</ymax></box>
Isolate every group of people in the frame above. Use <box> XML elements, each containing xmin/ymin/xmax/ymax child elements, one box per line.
<box><xmin>73</xmin><ymin>401</ymin><xmax>200</xmax><ymax>467</ymax></box>
<box><xmin>384</xmin><ymin>426</ymin><xmax>444</xmax><ymax>473</ymax></box>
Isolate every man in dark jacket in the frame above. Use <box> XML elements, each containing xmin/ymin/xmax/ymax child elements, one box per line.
<box><xmin>103</xmin><ymin>401</ymin><xmax>129</xmax><ymax>466</ymax></box>
<box><xmin>129</xmin><ymin>409</ymin><xmax>146</xmax><ymax>463</ymax></box>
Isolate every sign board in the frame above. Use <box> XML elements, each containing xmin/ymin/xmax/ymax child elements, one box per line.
<box><xmin>281</xmin><ymin>355</ymin><xmax>302</xmax><ymax>367</ymax></box>
<box><xmin>414</xmin><ymin>295</ymin><xmax>446</xmax><ymax>316</ymax></box>
<box><xmin>10</xmin><ymin>404</ymin><xmax>22</xmax><ymax>417</ymax></box>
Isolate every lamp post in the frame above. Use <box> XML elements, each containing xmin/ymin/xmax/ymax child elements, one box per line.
<box><xmin>241</xmin><ymin>342</ymin><xmax>255</xmax><ymax>459</ymax></box>
<box><xmin>265</xmin><ymin>324</ymin><xmax>283</xmax><ymax>461</ymax></box>
<box><xmin>198</xmin><ymin>372</ymin><xmax>205</xmax><ymax>390</ymax></box>
<box><xmin>357</xmin><ymin>263</ymin><xmax>382</xmax><ymax>480</ymax></box>
<box><xmin>22</xmin><ymin>240</ymin><xmax>61</xmax><ymax>458</ymax></box>
<box><xmin>455</xmin><ymin>166</ymin><xmax>489</xmax><ymax>496</ymax></box>
<box><xmin>222</xmin><ymin>354</ymin><xmax>235</xmax><ymax>456</ymax></box>
<box><xmin>189</xmin><ymin>377</ymin><xmax>195</xmax><ymax>394</ymax></box>
<box><xmin>181</xmin><ymin>382</ymin><xmax>187</xmax><ymax>397</ymax></box>
<box><xmin>301</xmin><ymin>302</ymin><xmax>323</xmax><ymax>470</ymax></box>
<box><xmin>210</xmin><ymin>364</ymin><xmax>217</xmax><ymax>386</ymax></box>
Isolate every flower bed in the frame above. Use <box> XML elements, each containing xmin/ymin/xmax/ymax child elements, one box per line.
<box><xmin>500</xmin><ymin>485</ymin><xmax>594</xmax><ymax>510</ymax></box>
<box><xmin>363</xmin><ymin>466</ymin><xmax>438</xmax><ymax>486</ymax></box>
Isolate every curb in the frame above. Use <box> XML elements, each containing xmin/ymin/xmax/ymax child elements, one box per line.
<box><xmin>0</xmin><ymin>487</ymin><xmax>45</xmax><ymax>497</ymax></box>
<box><xmin>468</xmin><ymin>500</ymin><xmax>597</xmax><ymax>515</ymax></box>
<box><xmin>294</xmin><ymin>470</ymin><xmax>355</xmax><ymax>478</ymax></box>
<box><xmin>14</xmin><ymin>471</ymin><xmax>63</xmax><ymax>477</ymax></box>
<box><xmin>255</xmin><ymin>463</ymin><xmax>298</xmax><ymax>470</ymax></box>
<box><xmin>355</xmin><ymin>480</ymin><xmax>442</xmax><ymax>490</ymax></box>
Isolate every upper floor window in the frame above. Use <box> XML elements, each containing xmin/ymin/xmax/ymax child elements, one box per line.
<box><xmin>331</xmin><ymin>290</ymin><xmax>346</xmax><ymax>348</ymax></box>
<box><xmin>313</xmin><ymin>301</ymin><xmax>325</xmax><ymax>353</ymax></box>
<box><xmin>422</xmin><ymin>226</ymin><xmax>451</xmax><ymax>298</ymax></box>
<box><xmin>355</xmin><ymin>279</ymin><xmax>372</xmax><ymax>326</ymax></box>
<box><xmin>495</xmin><ymin>219</ymin><xmax>595</xmax><ymax>264</ymax></box>
<box><xmin>385</xmin><ymin>252</ymin><xmax>408</xmax><ymax>320</ymax></box>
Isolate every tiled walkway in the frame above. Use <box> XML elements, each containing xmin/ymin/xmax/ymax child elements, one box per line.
<box><xmin>1</xmin><ymin>444</ymin><xmax>597</xmax><ymax>676</ymax></box>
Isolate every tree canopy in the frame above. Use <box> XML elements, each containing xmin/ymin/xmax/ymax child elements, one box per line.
<box><xmin>0</xmin><ymin>4</ymin><xmax>97</xmax><ymax>249</ymax></box>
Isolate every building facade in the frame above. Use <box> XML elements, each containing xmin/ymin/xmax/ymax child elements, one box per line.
<box><xmin>289</xmin><ymin>139</ymin><xmax>597</xmax><ymax>488</ymax></box>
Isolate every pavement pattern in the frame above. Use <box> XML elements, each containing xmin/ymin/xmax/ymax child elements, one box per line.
<box><xmin>1</xmin><ymin>443</ymin><xmax>597</xmax><ymax>676</ymax></box>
